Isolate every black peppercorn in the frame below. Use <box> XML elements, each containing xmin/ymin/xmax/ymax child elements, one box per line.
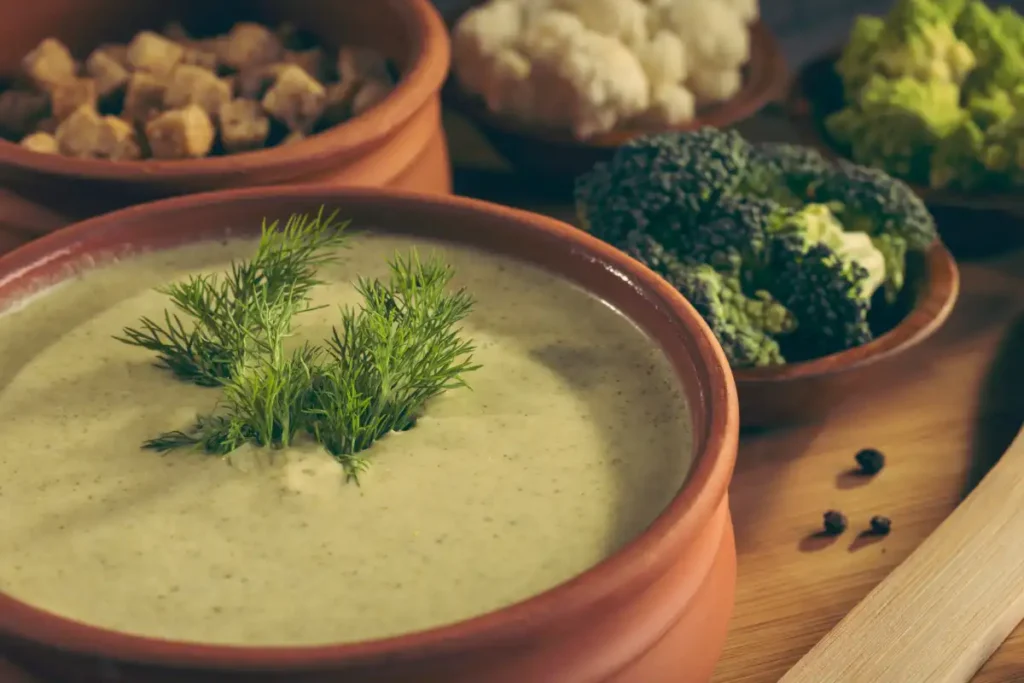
<box><xmin>855</xmin><ymin>448</ymin><xmax>885</xmax><ymax>475</ymax></box>
<box><xmin>823</xmin><ymin>510</ymin><xmax>847</xmax><ymax>535</ymax></box>
<box><xmin>870</xmin><ymin>515</ymin><xmax>892</xmax><ymax>535</ymax></box>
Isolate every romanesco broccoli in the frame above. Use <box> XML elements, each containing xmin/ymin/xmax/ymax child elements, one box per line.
<box><xmin>929</xmin><ymin>117</ymin><xmax>988</xmax><ymax>190</ymax></box>
<box><xmin>874</xmin><ymin>0</ymin><xmax>976</xmax><ymax>84</ymax></box>
<box><xmin>827</xmin><ymin>0</ymin><xmax>1024</xmax><ymax>192</ymax></box>
<box><xmin>966</xmin><ymin>86</ymin><xmax>1017</xmax><ymax>128</ymax></box>
<box><xmin>980</xmin><ymin>113</ymin><xmax>1024</xmax><ymax>184</ymax></box>
<box><xmin>998</xmin><ymin>5</ymin><xmax>1024</xmax><ymax>44</ymax></box>
<box><xmin>835</xmin><ymin>16</ymin><xmax>886</xmax><ymax>96</ymax></box>
<box><xmin>827</xmin><ymin>76</ymin><xmax>966</xmax><ymax>182</ymax></box>
<box><xmin>956</xmin><ymin>0</ymin><xmax>1024</xmax><ymax>92</ymax></box>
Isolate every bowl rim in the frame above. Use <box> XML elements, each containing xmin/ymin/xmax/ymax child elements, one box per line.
<box><xmin>0</xmin><ymin>185</ymin><xmax>739</xmax><ymax>669</ymax></box>
<box><xmin>0</xmin><ymin>0</ymin><xmax>451</xmax><ymax>180</ymax></box>
<box><xmin>444</xmin><ymin>19</ymin><xmax>789</xmax><ymax>149</ymax></box>
<box><xmin>786</xmin><ymin>49</ymin><xmax>1024</xmax><ymax>215</ymax></box>
<box><xmin>733</xmin><ymin>241</ymin><xmax>960</xmax><ymax>384</ymax></box>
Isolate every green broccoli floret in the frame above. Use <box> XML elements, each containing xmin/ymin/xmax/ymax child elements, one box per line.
<box><xmin>929</xmin><ymin>117</ymin><xmax>988</xmax><ymax>190</ymax></box>
<box><xmin>675</xmin><ymin>196</ymin><xmax>785</xmax><ymax>274</ymax></box>
<box><xmin>875</xmin><ymin>0</ymin><xmax>977</xmax><ymax>84</ymax></box>
<box><xmin>836</xmin><ymin>16</ymin><xmax>887</xmax><ymax>96</ymax></box>
<box><xmin>871</xmin><ymin>233</ymin><xmax>910</xmax><ymax>302</ymax></box>
<box><xmin>956</xmin><ymin>0</ymin><xmax>1024</xmax><ymax>92</ymax></box>
<box><xmin>815</xmin><ymin>160</ymin><xmax>938</xmax><ymax>250</ymax></box>
<box><xmin>576</xmin><ymin>131</ymin><xmax>938</xmax><ymax>368</ymax></box>
<box><xmin>574</xmin><ymin>128</ymin><xmax>751</xmax><ymax>247</ymax></box>
<box><xmin>762</xmin><ymin>204</ymin><xmax>886</xmax><ymax>360</ymax></box>
<box><xmin>827</xmin><ymin>76</ymin><xmax>967</xmax><ymax>182</ymax></box>
<box><xmin>625</xmin><ymin>231</ymin><xmax>794</xmax><ymax>368</ymax></box>
<box><xmin>809</xmin><ymin>159</ymin><xmax>937</xmax><ymax>296</ymax></box>
<box><xmin>742</xmin><ymin>143</ymin><xmax>834</xmax><ymax>205</ymax></box>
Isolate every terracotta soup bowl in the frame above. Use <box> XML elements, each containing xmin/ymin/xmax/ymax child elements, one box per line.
<box><xmin>0</xmin><ymin>187</ymin><xmax>739</xmax><ymax>683</ymax></box>
<box><xmin>0</xmin><ymin>0</ymin><xmax>451</xmax><ymax>247</ymax></box>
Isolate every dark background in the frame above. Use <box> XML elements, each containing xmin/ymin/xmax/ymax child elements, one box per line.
<box><xmin>432</xmin><ymin>0</ymin><xmax>1024</xmax><ymax>69</ymax></box>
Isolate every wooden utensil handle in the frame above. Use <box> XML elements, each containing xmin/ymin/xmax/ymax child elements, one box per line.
<box><xmin>781</xmin><ymin>427</ymin><xmax>1024</xmax><ymax>683</ymax></box>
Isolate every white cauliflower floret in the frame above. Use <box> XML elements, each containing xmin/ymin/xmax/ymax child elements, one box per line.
<box><xmin>634</xmin><ymin>29</ymin><xmax>688</xmax><ymax>87</ymax></box>
<box><xmin>451</xmin><ymin>0</ymin><xmax>524</xmax><ymax>95</ymax></box>
<box><xmin>633</xmin><ymin>83</ymin><xmax>696</xmax><ymax>127</ymax></box>
<box><xmin>519</xmin><ymin>12</ymin><xmax>650</xmax><ymax>137</ymax></box>
<box><xmin>550</xmin><ymin>0</ymin><xmax>649</xmax><ymax>48</ymax></box>
<box><xmin>520</xmin><ymin>8</ymin><xmax>588</xmax><ymax>53</ymax></box>
<box><xmin>654</xmin><ymin>0</ymin><xmax>750</xmax><ymax>71</ymax></box>
<box><xmin>478</xmin><ymin>47</ymin><xmax>533</xmax><ymax>114</ymax></box>
<box><xmin>453</xmin><ymin>0</ymin><xmax>664</xmax><ymax>138</ymax></box>
<box><xmin>688</xmin><ymin>67</ymin><xmax>742</xmax><ymax>105</ymax></box>
<box><xmin>720</xmin><ymin>0</ymin><xmax>760</xmax><ymax>25</ymax></box>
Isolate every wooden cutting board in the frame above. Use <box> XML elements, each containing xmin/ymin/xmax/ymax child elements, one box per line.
<box><xmin>781</xmin><ymin>424</ymin><xmax>1024</xmax><ymax>682</ymax></box>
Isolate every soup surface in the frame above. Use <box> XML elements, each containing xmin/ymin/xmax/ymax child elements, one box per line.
<box><xmin>0</xmin><ymin>234</ymin><xmax>693</xmax><ymax>646</ymax></box>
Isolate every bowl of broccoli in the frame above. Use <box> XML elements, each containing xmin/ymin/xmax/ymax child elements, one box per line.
<box><xmin>788</xmin><ymin>0</ymin><xmax>1024</xmax><ymax>218</ymax></box>
<box><xmin>574</xmin><ymin>127</ymin><xmax>960</xmax><ymax>427</ymax></box>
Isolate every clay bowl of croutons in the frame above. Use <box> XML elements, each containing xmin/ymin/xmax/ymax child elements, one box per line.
<box><xmin>441</xmin><ymin>0</ymin><xmax>788</xmax><ymax>182</ymax></box>
<box><xmin>0</xmin><ymin>0</ymin><xmax>451</xmax><ymax>251</ymax></box>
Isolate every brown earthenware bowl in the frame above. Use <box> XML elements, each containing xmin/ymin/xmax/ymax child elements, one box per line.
<box><xmin>0</xmin><ymin>186</ymin><xmax>739</xmax><ymax>683</ymax></box>
<box><xmin>0</xmin><ymin>0</ymin><xmax>452</xmax><ymax>250</ymax></box>
<box><xmin>734</xmin><ymin>241</ymin><xmax>960</xmax><ymax>428</ymax></box>
<box><xmin>787</xmin><ymin>50</ymin><xmax>1024</xmax><ymax>219</ymax></box>
<box><xmin>441</xmin><ymin>1</ymin><xmax>788</xmax><ymax>180</ymax></box>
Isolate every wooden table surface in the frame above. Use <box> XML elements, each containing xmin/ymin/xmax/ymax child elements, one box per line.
<box><xmin>445</xmin><ymin>110</ymin><xmax>1024</xmax><ymax>683</ymax></box>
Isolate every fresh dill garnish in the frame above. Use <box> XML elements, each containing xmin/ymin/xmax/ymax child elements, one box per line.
<box><xmin>115</xmin><ymin>208</ymin><xmax>350</xmax><ymax>386</ymax></box>
<box><xmin>307</xmin><ymin>251</ymin><xmax>480</xmax><ymax>475</ymax></box>
<box><xmin>132</xmin><ymin>212</ymin><xmax>480</xmax><ymax>482</ymax></box>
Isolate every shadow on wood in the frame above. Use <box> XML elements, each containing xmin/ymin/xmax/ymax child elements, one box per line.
<box><xmin>964</xmin><ymin>312</ymin><xmax>1024</xmax><ymax>498</ymax></box>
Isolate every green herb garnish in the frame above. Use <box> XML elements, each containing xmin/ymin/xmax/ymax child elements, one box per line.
<box><xmin>118</xmin><ymin>209</ymin><xmax>479</xmax><ymax>481</ymax></box>
<box><xmin>116</xmin><ymin>208</ymin><xmax>349</xmax><ymax>386</ymax></box>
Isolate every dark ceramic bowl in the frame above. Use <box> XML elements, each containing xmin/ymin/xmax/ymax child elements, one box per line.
<box><xmin>0</xmin><ymin>0</ymin><xmax>452</xmax><ymax>250</ymax></box>
<box><xmin>0</xmin><ymin>186</ymin><xmax>739</xmax><ymax>683</ymax></box>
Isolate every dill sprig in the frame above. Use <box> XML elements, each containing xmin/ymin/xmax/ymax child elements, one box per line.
<box><xmin>307</xmin><ymin>251</ymin><xmax>480</xmax><ymax>475</ymax></box>
<box><xmin>115</xmin><ymin>208</ymin><xmax>350</xmax><ymax>386</ymax></box>
<box><xmin>133</xmin><ymin>215</ymin><xmax>479</xmax><ymax>483</ymax></box>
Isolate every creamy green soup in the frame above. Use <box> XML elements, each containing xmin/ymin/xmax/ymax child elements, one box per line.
<box><xmin>0</xmin><ymin>235</ymin><xmax>693</xmax><ymax>646</ymax></box>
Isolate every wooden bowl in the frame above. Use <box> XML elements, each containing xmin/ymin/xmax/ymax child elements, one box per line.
<box><xmin>787</xmin><ymin>50</ymin><xmax>1024</xmax><ymax>218</ymax></box>
<box><xmin>0</xmin><ymin>0</ymin><xmax>452</xmax><ymax>249</ymax></box>
<box><xmin>735</xmin><ymin>242</ymin><xmax>960</xmax><ymax>428</ymax></box>
<box><xmin>442</xmin><ymin>4</ymin><xmax>788</xmax><ymax>180</ymax></box>
<box><xmin>0</xmin><ymin>186</ymin><xmax>739</xmax><ymax>683</ymax></box>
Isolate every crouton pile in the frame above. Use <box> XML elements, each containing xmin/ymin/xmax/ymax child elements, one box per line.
<box><xmin>0</xmin><ymin>21</ymin><xmax>396</xmax><ymax>160</ymax></box>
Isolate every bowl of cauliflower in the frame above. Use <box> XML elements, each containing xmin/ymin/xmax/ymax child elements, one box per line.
<box><xmin>788</xmin><ymin>0</ymin><xmax>1024</xmax><ymax>218</ymax></box>
<box><xmin>446</xmin><ymin>0</ymin><xmax>787</xmax><ymax>179</ymax></box>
